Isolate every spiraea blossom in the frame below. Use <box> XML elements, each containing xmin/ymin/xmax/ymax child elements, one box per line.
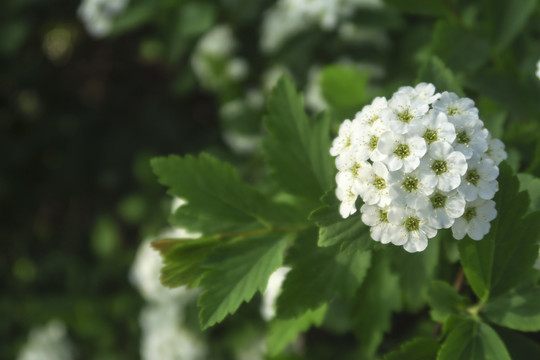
<box><xmin>78</xmin><ymin>0</ymin><xmax>129</xmax><ymax>38</ymax></box>
<box><xmin>17</xmin><ymin>320</ymin><xmax>72</xmax><ymax>360</ymax></box>
<box><xmin>331</xmin><ymin>83</ymin><xmax>506</xmax><ymax>252</ymax></box>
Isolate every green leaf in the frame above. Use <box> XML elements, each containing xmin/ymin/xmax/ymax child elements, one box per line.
<box><xmin>320</xmin><ymin>65</ymin><xmax>369</xmax><ymax>109</ymax></box>
<box><xmin>383</xmin><ymin>0</ymin><xmax>447</xmax><ymax>15</ymax></box>
<box><xmin>495</xmin><ymin>327</ymin><xmax>540</xmax><ymax>359</ymax></box>
<box><xmin>518</xmin><ymin>173</ymin><xmax>540</xmax><ymax>212</ymax></box>
<box><xmin>489</xmin><ymin>0</ymin><xmax>537</xmax><ymax>52</ymax></box>
<box><xmin>427</xmin><ymin>281</ymin><xmax>468</xmax><ymax>322</ymax></box>
<box><xmin>177</xmin><ymin>2</ymin><xmax>216</xmax><ymax>37</ymax></box>
<box><xmin>431</xmin><ymin>21</ymin><xmax>490</xmax><ymax>72</ymax></box>
<box><xmin>267</xmin><ymin>304</ymin><xmax>327</xmax><ymax>357</ymax></box>
<box><xmin>437</xmin><ymin>320</ymin><xmax>511</xmax><ymax>360</ymax></box>
<box><xmin>263</xmin><ymin>76</ymin><xmax>334</xmax><ymax>206</ymax></box>
<box><xmin>484</xmin><ymin>281</ymin><xmax>540</xmax><ymax>332</ymax></box>
<box><xmin>418</xmin><ymin>56</ymin><xmax>464</xmax><ymax>96</ymax></box>
<box><xmin>353</xmin><ymin>251</ymin><xmax>401</xmax><ymax>356</ymax></box>
<box><xmin>310</xmin><ymin>191</ymin><xmax>372</xmax><ymax>253</ymax></box>
<box><xmin>152</xmin><ymin>153</ymin><xmax>293</xmax><ymax>236</ymax></box>
<box><xmin>276</xmin><ymin>232</ymin><xmax>371</xmax><ymax>318</ymax></box>
<box><xmin>383</xmin><ymin>337</ymin><xmax>440</xmax><ymax>360</ymax></box>
<box><xmin>152</xmin><ymin>237</ymin><xmax>220</xmax><ymax>289</ymax></box>
<box><xmin>198</xmin><ymin>233</ymin><xmax>293</xmax><ymax>329</ymax></box>
<box><xmin>392</xmin><ymin>239</ymin><xmax>440</xmax><ymax>311</ymax></box>
<box><xmin>458</xmin><ymin>162</ymin><xmax>540</xmax><ymax>300</ymax></box>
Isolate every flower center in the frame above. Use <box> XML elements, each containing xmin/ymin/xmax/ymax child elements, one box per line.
<box><xmin>397</xmin><ymin>109</ymin><xmax>414</xmax><ymax>123</ymax></box>
<box><xmin>431</xmin><ymin>160</ymin><xmax>448</xmax><ymax>175</ymax></box>
<box><xmin>447</xmin><ymin>106</ymin><xmax>459</xmax><ymax>116</ymax></box>
<box><xmin>464</xmin><ymin>207</ymin><xmax>477</xmax><ymax>221</ymax></box>
<box><xmin>394</xmin><ymin>144</ymin><xmax>410</xmax><ymax>159</ymax></box>
<box><xmin>423</xmin><ymin>129</ymin><xmax>438</xmax><ymax>144</ymax></box>
<box><xmin>430</xmin><ymin>193</ymin><xmax>447</xmax><ymax>208</ymax></box>
<box><xmin>456</xmin><ymin>131</ymin><xmax>470</xmax><ymax>145</ymax></box>
<box><xmin>373</xmin><ymin>177</ymin><xmax>386</xmax><ymax>190</ymax></box>
<box><xmin>404</xmin><ymin>216</ymin><xmax>420</xmax><ymax>232</ymax></box>
<box><xmin>379</xmin><ymin>210</ymin><xmax>388</xmax><ymax>223</ymax></box>
<box><xmin>466</xmin><ymin>169</ymin><xmax>480</xmax><ymax>185</ymax></box>
<box><xmin>352</xmin><ymin>163</ymin><xmax>362</xmax><ymax>178</ymax></box>
<box><xmin>402</xmin><ymin>176</ymin><xmax>419</xmax><ymax>192</ymax></box>
<box><xmin>369</xmin><ymin>135</ymin><xmax>379</xmax><ymax>151</ymax></box>
<box><xmin>369</xmin><ymin>115</ymin><xmax>379</xmax><ymax>125</ymax></box>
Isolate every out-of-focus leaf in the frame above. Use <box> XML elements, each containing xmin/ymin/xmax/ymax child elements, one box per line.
<box><xmin>489</xmin><ymin>0</ymin><xmax>537</xmax><ymax>52</ymax></box>
<box><xmin>392</xmin><ymin>239</ymin><xmax>439</xmax><ymax>311</ymax></box>
<box><xmin>431</xmin><ymin>21</ymin><xmax>490</xmax><ymax>73</ymax></box>
<box><xmin>383</xmin><ymin>337</ymin><xmax>439</xmax><ymax>360</ymax></box>
<box><xmin>418</xmin><ymin>56</ymin><xmax>464</xmax><ymax>96</ymax></box>
<box><xmin>437</xmin><ymin>320</ymin><xmax>511</xmax><ymax>360</ymax></box>
<box><xmin>267</xmin><ymin>304</ymin><xmax>327</xmax><ymax>357</ymax></box>
<box><xmin>353</xmin><ymin>251</ymin><xmax>401</xmax><ymax>356</ymax></box>
<box><xmin>276</xmin><ymin>232</ymin><xmax>371</xmax><ymax>318</ymax></box>
<box><xmin>484</xmin><ymin>281</ymin><xmax>540</xmax><ymax>332</ymax></box>
<box><xmin>320</xmin><ymin>65</ymin><xmax>370</xmax><ymax>109</ymax></box>
<box><xmin>458</xmin><ymin>163</ymin><xmax>540</xmax><ymax>300</ymax></box>
<box><xmin>427</xmin><ymin>280</ymin><xmax>467</xmax><ymax>322</ymax></box>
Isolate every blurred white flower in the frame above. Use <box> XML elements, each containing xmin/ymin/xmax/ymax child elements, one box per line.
<box><xmin>261</xmin><ymin>267</ymin><xmax>291</xmax><ymax>321</ymax></box>
<box><xmin>536</xmin><ymin>59</ymin><xmax>540</xmax><ymax>80</ymax></box>
<box><xmin>140</xmin><ymin>303</ymin><xmax>207</xmax><ymax>360</ymax></box>
<box><xmin>191</xmin><ymin>25</ymin><xmax>248</xmax><ymax>91</ymax></box>
<box><xmin>78</xmin><ymin>0</ymin><xmax>129</xmax><ymax>38</ymax></box>
<box><xmin>261</xmin><ymin>0</ymin><xmax>383</xmax><ymax>52</ymax></box>
<box><xmin>17</xmin><ymin>320</ymin><xmax>72</xmax><ymax>360</ymax></box>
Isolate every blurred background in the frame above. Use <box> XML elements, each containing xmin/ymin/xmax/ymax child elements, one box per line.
<box><xmin>2</xmin><ymin>0</ymin><xmax>540</xmax><ymax>359</ymax></box>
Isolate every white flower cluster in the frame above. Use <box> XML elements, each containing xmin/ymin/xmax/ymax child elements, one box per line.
<box><xmin>17</xmin><ymin>320</ymin><xmax>72</xmax><ymax>360</ymax></box>
<box><xmin>130</xmin><ymin>198</ymin><xmax>207</xmax><ymax>360</ymax></box>
<box><xmin>191</xmin><ymin>25</ymin><xmax>248</xmax><ymax>91</ymax></box>
<box><xmin>536</xmin><ymin>59</ymin><xmax>540</xmax><ymax>80</ymax></box>
<box><xmin>331</xmin><ymin>84</ymin><xmax>507</xmax><ymax>252</ymax></box>
<box><xmin>78</xmin><ymin>0</ymin><xmax>129</xmax><ymax>38</ymax></box>
<box><xmin>261</xmin><ymin>0</ymin><xmax>382</xmax><ymax>52</ymax></box>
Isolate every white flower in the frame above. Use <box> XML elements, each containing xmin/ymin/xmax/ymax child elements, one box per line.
<box><xmin>417</xmin><ymin>190</ymin><xmax>466</xmax><ymax>229</ymax></box>
<box><xmin>409</xmin><ymin>111</ymin><xmax>456</xmax><ymax>146</ymax></box>
<box><xmin>330</xmin><ymin>119</ymin><xmax>358</xmax><ymax>157</ymax></box>
<box><xmin>458</xmin><ymin>158</ymin><xmax>499</xmax><ymax>201</ymax></box>
<box><xmin>355</xmin><ymin>96</ymin><xmax>388</xmax><ymax>127</ymax></box>
<box><xmin>450</xmin><ymin>114</ymin><xmax>489</xmax><ymax>159</ymax></box>
<box><xmin>376</xmin><ymin>131</ymin><xmax>427</xmax><ymax>172</ymax></box>
<box><xmin>130</xmin><ymin>239</ymin><xmax>199</xmax><ymax>304</ymax></box>
<box><xmin>387</xmin><ymin>206</ymin><xmax>438</xmax><ymax>252</ymax></box>
<box><xmin>433</xmin><ymin>91</ymin><xmax>478</xmax><ymax>118</ymax></box>
<box><xmin>418</xmin><ymin>142</ymin><xmax>467</xmax><ymax>192</ymax></box>
<box><xmin>336</xmin><ymin>185</ymin><xmax>358</xmax><ymax>218</ymax></box>
<box><xmin>356</xmin><ymin>121</ymin><xmax>390</xmax><ymax>162</ymax></box>
<box><xmin>485</xmin><ymin>135</ymin><xmax>508</xmax><ymax>165</ymax></box>
<box><xmin>78</xmin><ymin>0</ymin><xmax>129</xmax><ymax>38</ymax></box>
<box><xmin>191</xmin><ymin>25</ymin><xmax>247</xmax><ymax>90</ymax></box>
<box><xmin>140</xmin><ymin>303</ymin><xmax>207</xmax><ymax>360</ymax></box>
<box><xmin>355</xmin><ymin>161</ymin><xmax>392</xmax><ymax>206</ymax></box>
<box><xmin>331</xmin><ymin>83</ymin><xmax>505</xmax><ymax>252</ymax></box>
<box><xmin>360</xmin><ymin>204</ymin><xmax>398</xmax><ymax>244</ymax></box>
<box><xmin>536</xmin><ymin>59</ymin><xmax>540</xmax><ymax>80</ymax></box>
<box><xmin>380</xmin><ymin>92</ymin><xmax>430</xmax><ymax>134</ymax></box>
<box><xmin>451</xmin><ymin>199</ymin><xmax>497</xmax><ymax>240</ymax></box>
<box><xmin>388</xmin><ymin>169</ymin><xmax>435</xmax><ymax>209</ymax></box>
<box><xmin>398</xmin><ymin>82</ymin><xmax>440</xmax><ymax>105</ymax></box>
<box><xmin>17</xmin><ymin>320</ymin><xmax>72</xmax><ymax>360</ymax></box>
<box><xmin>261</xmin><ymin>267</ymin><xmax>291</xmax><ymax>321</ymax></box>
